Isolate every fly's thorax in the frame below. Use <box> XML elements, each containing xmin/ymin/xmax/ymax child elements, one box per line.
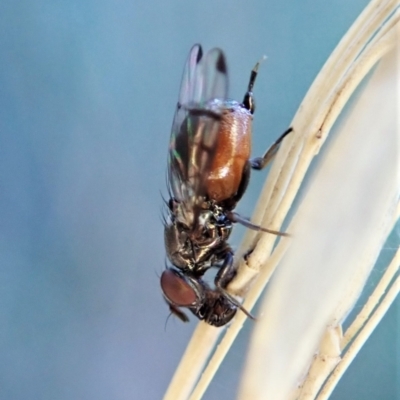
<box><xmin>164</xmin><ymin>222</ymin><xmax>192</xmax><ymax>269</ymax></box>
<box><xmin>164</xmin><ymin>205</ymin><xmax>233</xmax><ymax>271</ymax></box>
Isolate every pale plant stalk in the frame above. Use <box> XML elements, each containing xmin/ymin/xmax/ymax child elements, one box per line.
<box><xmin>239</xmin><ymin>10</ymin><xmax>399</xmax><ymax>400</ymax></box>
<box><xmin>299</xmin><ymin>224</ymin><xmax>400</xmax><ymax>400</ymax></box>
<box><xmin>317</xmin><ymin>261</ymin><xmax>400</xmax><ymax>399</ymax></box>
<box><xmin>239</xmin><ymin>42</ymin><xmax>399</xmax><ymax>399</ymax></box>
<box><xmin>233</xmin><ymin>0</ymin><xmax>400</xmax><ymax>278</ymax></box>
<box><xmin>341</xmin><ymin>209</ymin><xmax>400</xmax><ymax>350</ymax></box>
<box><xmin>163</xmin><ymin>1</ymin><xmax>399</xmax><ymax>399</ymax></box>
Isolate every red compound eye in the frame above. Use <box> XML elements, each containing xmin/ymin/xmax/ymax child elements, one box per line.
<box><xmin>160</xmin><ymin>269</ymin><xmax>197</xmax><ymax>306</ymax></box>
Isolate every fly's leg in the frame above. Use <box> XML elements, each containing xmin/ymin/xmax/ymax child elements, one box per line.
<box><xmin>226</xmin><ymin>210</ymin><xmax>290</xmax><ymax>237</ymax></box>
<box><xmin>214</xmin><ymin>252</ymin><xmax>255</xmax><ymax>320</ymax></box>
<box><xmin>250</xmin><ymin>127</ymin><xmax>293</xmax><ymax>170</ymax></box>
<box><xmin>214</xmin><ymin>251</ymin><xmax>235</xmax><ymax>288</ymax></box>
<box><xmin>223</xmin><ymin>165</ymin><xmax>290</xmax><ymax>237</ymax></box>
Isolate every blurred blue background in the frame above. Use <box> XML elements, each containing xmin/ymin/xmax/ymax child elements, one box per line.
<box><xmin>1</xmin><ymin>0</ymin><xmax>398</xmax><ymax>399</ymax></box>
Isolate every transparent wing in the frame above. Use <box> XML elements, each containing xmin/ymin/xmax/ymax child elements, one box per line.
<box><xmin>167</xmin><ymin>44</ymin><xmax>228</xmax><ymax>227</ymax></box>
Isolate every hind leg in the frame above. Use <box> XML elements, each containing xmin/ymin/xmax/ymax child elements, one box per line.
<box><xmin>250</xmin><ymin>127</ymin><xmax>292</xmax><ymax>170</ymax></box>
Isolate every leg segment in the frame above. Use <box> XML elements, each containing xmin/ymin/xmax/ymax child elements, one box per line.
<box><xmin>214</xmin><ymin>252</ymin><xmax>255</xmax><ymax>320</ymax></box>
<box><xmin>226</xmin><ymin>210</ymin><xmax>290</xmax><ymax>237</ymax></box>
<box><xmin>250</xmin><ymin>127</ymin><xmax>293</xmax><ymax>170</ymax></box>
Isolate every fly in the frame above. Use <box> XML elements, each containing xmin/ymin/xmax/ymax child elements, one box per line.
<box><xmin>160</xmin><ymin>44</ymin><xmax>292</xmax><ymax>327</ymax></box>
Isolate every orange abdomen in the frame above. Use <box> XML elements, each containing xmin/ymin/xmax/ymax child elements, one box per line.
<box><xmin>206</xmin><ymin>107</ymin><xmax>252</xmax><ymax>203</ymax></box>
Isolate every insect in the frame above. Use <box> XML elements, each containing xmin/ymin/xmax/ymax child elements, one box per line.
<box><xmin>160</xmin><ymin>44</ymin><xmax>292</xmax><ymax>327</ymax></box>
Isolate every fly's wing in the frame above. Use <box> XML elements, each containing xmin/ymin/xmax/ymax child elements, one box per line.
<box><xmin>168</xmin><ymin>44</ymin><xmax>228</xmax><ymax>228</ymax></box>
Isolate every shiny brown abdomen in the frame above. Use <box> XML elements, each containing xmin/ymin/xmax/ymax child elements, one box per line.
<box><xmin>206</xmin><ymin>106</ymin><xmax>252</xmax><ymax>203</ymax></box>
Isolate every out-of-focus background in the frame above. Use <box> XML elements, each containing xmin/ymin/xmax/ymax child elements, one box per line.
<box><xmin>1</xmin><ymin>1</ymin><xmax>398</xmax><ymax>399</ymax></box>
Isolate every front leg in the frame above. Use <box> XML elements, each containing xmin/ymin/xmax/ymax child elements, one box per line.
<box><xmin>214</xmin><ymin>252</ymin><xmax>255</xmax><ymax>320</ymax></box>
<box><xmin>214</xmin><ymin>251</ymin><xmax>236</xmax><ymax>289</ymax></box>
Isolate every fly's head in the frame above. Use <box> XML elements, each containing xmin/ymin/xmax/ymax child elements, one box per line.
<box><xmin>195</xmin><ymin>286</ymin><xmax>237</xmax><ymax>327</ymax></box>
<box><xmin>160</xmin><ymin>268</ymin><xmax>237</xmax><ymax>327</ymax></box>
